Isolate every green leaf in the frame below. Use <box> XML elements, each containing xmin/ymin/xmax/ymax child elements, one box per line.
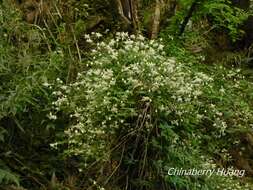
<box><xmin>0</xmin><ymin>169</ymin><xmax>19</xmax><ymax>186</ymax></box>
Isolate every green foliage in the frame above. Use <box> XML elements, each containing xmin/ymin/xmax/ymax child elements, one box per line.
<box><xmin>0</xmin><ymin>129</ymin><xmax>20</xmax><ymax>187</ymax></box>
<box><xmin>1</xmin><ymin>0</ymin><xmax>253</xmax><ymax>190</ymax></box>
<box><xmin>47</xmin><ymin>32</ymin><xmax>211</xmax><ymax>158</ymax></box>
<box><xmin>44</xmin><ymin>33</ymin><xmax>213</xmax><ymax>189</ymax></box>
<box><xmin>199</xmin><ymin>0</ymin><xmax>249</xmax><ymax>41</ymax></box>
<box><xmin>167</xmin><ymin>0</ymin><xmax>249</xmax><ymax>41</ymax></box>
<box><xmin>0</xmin><ymin>2</ymin><xmax>71</xmax><ymax>189</ymax></box>
<box><xmin>45</xmin><ymin>33</ymin><xmax>253</xmax><ymax>189</ymax></box>
<box><xmin>0</xmin><ymin>169</ymin><xmax>19</xmax><ymax>186</ymax></box>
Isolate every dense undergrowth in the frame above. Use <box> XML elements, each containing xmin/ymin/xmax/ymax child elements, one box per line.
<box><xmin>1</xmin><ymin>1</ymin><xmax>253</xmax><ymax>190</ymax></box>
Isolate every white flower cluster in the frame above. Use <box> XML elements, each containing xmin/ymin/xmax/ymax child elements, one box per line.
<box><xmin>48</xmin><ymin>32</ymin><xmax>215</xmax><ymax>160</ymax></box>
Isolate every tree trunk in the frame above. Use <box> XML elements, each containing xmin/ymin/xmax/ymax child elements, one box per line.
<box><xmin>116</xmin><ymin>0</ymin><xmax>140</xmax><ymax>33</ymax></box>
<box><xmin>150</xmin><ymin>0</ymin><xmax>163</xmax><ymax>39</ymax></box>
<box><xmin>116</xmin><ymin>0</ymin><xmax>131</xmax><ymax>25</ymax></box>
<box><xmin>130</xmin><ymin>0</ymin><xmax>140</xmax><ymax>33</ymax></box>
<box><xmin>179</xmin><ymin>0</ymin><xmax>199</xmax><ymax>36</ymax></box>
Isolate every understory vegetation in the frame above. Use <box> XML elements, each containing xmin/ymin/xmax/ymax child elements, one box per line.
<box><xmin>1</xmin><ymin>0</ymin><xmax>253</xmax><ymax>190</ymax></box>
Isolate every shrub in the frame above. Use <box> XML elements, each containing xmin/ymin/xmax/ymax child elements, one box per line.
<box><xmin>45</xmin><ymin>33</ymin><xmax>253</xmax><ymax>189</ymax></box>
<box><xmin>48</xmin><ymin>32</ymin><xmax>210</xmax><ymax>153</ymax></box>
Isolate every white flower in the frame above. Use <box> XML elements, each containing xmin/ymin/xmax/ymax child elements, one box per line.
<box><xmin>52</xmin><ymin>91</ymin><xmax>62</xmax><ymax>96</ymax></box>
<box><xmin>84</xmin><ymin>34</ymin><xmax>90</xmax><ymax>39</ymax></box>
<box><xmin>61</xmin><ymin>85</ymin><xmax>68</xmax><ymax>90</ymax></box>
<box><xmin>86</xmin><ymin>38</ymin><xmax>93</xmax><ymax>43</ymax></box>
<box><xmin>48</xmin><ymin>112</ymin><xmax>57</xmax><ymax>120</ymax></box>
<box><xmin>137</xmin><ymin>35</ymin><xmax>145</xmax><ymax>41</ymax></box>
<box><xmin>130</xmin><ymin>34</ymin><xmax>135</xmax><ymax>39</ymax></box>
<box><xmin>42</xmin><ymin>82</ymin><xmax>50</xmax><ymax>87</ymax></box>
<box><xmin>157</xmin><ymin>44</ymin><xmax>164</xmax><ymax>51</ymax></box>
<box><xmin>95</xmin><ymin>32</ymin><xmax>102</xmax><ymax>38</ymax></box>
<box><xmin>56</xmin><ymin>78</ymin><xmax>63</xmax><ymax>83</ymax></box>
<box><xmin>108</xmin><ymin>39</ymin><xmax>115</xmax><ymax>46</ymax></box>
<box><xmin>193</xmin><ymin>78</ymin><xmax>202</xmax><ymax>84</ymax></box>
<box><xmin>219</xmin><ymin>87</ymin><xmax>225</xmax><ymax>93</ymax></box>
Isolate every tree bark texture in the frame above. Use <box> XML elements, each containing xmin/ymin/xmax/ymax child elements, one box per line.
<box><xmin>150</xmin><ymin>0</ymin><xmax>162</xmax><ymax>39</ymax></box>
<box><xmin>179</xmin><ymin>0</ymin><xmax>199</xmax><ymax>36</ymax></box>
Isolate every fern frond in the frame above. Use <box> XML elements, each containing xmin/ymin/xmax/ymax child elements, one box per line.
<box><xmin>0</xmin><ymin>169</ymin><xmax>19</xmax><ymax>186</ymax></box>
